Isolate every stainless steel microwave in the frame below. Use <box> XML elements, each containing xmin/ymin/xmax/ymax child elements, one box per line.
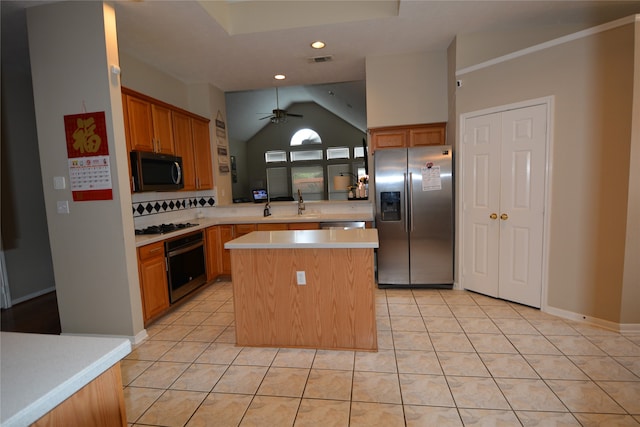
<box><xmin>130</xmin><ymin>151</ymin><xmax>184</xmax><ymax>192</ymax></box>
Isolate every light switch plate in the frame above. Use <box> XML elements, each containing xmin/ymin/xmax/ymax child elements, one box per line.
<box><xmin>53</xmin><ymin>176</ymin><xmax>66</xmax><ymax>190</ymax></box>
<box><xmin>56</xmin><ymin>200</ymin><xmax>70</xmax><ymax>214</ymax></box>
<box><xmin>296</xmin><ymin>271</ymin><xmax>306</xmax><ymax>285</ymax></box>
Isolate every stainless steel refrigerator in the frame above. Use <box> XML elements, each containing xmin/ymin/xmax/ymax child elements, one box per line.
<box><xmin>374</xmin><ymin>145</ymin><xmax>453</xmax><ymax>287</ymax></box>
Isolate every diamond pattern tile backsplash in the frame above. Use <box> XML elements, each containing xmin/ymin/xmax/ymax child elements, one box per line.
<box><xmin>131</xmin><ymin>191</ymin><xmax>215</xmax><ymax>218</ymax></box>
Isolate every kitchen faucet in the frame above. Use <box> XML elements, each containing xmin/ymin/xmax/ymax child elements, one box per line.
<box><xmin>297</xmin><ymin>189</ymin><xmax>305</xmax><ymax>215</ymax></box>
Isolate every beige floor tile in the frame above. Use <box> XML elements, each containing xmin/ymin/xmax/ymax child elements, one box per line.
<box><xmin>441</xmin><ymin>293</ymin><xmax>476</xmax><ymax>305</ymax></box>
<box><xmin>395</xmin><ymin>349</ymin><xmax>443</xmax><ymax>375</ymax></box>
<box><xmin>413</xmin><ymin>293</ymin><xmax>446</xmax><ymax>305</ymax></box>
<box><xmin>272</xmin><ymin>348</ymin><xmax>316</xmax><ymax>368</ymax></box>
<box><xmin>523</xmin><ymin>354</ymin><xmax>589</xmax><ymax>380</ymax></box>
<box><xmin>294</xmin><ymin>399</ymin><xmax>350</xmax><ymax>427</ymax></box>
<box><xmin>458</xmin><ymin>408</ymin><xmax>521</xmax><ymax>426</ymax></box>
<box><xmin>195</xmin><ymin>342</ymin><xmax>242</xmax><ymax>365</ymax></box>
<box><xmin>130</xmin><ymin>361</ymin><xmax>189</xmax><ymax>389</ymax></box>
<box><xmin>404</xmin><ymin>405</ymin><xmax>463</xmax><ymax>427</ymax></box>
<box><xmin>418</xmin><ymin>304</ymin><xmax>454</xmax><ymax>317</ymax></box>
<box><xmin>423</xmin><ymin>316</ymin><xmax>463</xmax><ymax>333</ymax></box>
<box><xmin>183</xmin><ymin>324</ymin><xmax>226</xmax><ymax>342</ymax></box>
<box><xmin>399</xmin><ymin>373</ymin><xmax>455</xmax><ymax>406</ymax></box>
<box><xmin>438</xmin><ymin>351</ymin><xmax>490</xmax><ymax>377</ymax></box>
<box><xmin>529</xmin><ymin>319</ymin><xmax>579</xmax><ymax>336</ymax></box>
<box><xmin>213</xmin><ymin>365</ymin><xmax>268</xmax><ymax>394</ymax></box>
<box><xmin>480</xmin><ymin>305</ymin><xmax>522</xmax><ymax>319</ymax></box>
<box><xmin>170</xmin><ymin>363</ymin><xmax>227</xmax><ymax>392</ymax></box>
<box><xmin>496</xmin><ymin>378</ymin><xmax>566</xmax><ymax>411</ymax></box>
<box><xmin>232</xmin><ymin>346</ymin><xmax>278</xmax><ymax>366</ymax></box>
<box><xmin>170</xmin><ymin>310</ymin><xmax>211</xmax><ymax>325</ymax></box>
<box><xmin>546</xmin><ymin>336</ymin><xmax>606</xmax><ymax>356</ymax></box>
<box><xmin>349</xmin><ymin>401</ymin><xmax>405</xmax><ymax>427</ymax></box>
<box><xmin>546</xmin><ymin>379</ymin><xmax>626</xmax><ymax>413</ymax></box>
<box><xmin>480</xmin><ymin>353</ymin><xmax>539</xmax><ymax>378</ymax></box>
<box><xmin>138</xmin><ymin>389</ymin><xmax>207</xmax><ymax>427</ymax></box>
<box><xmin>467</xmin><ymin>333</ymin><xmax>518</xmax><ymax>354</ymax></box>
<box><xmin>303</xmin><ymin>369</ymin><xmax>353</xmax><ymax>400</ymax></box>
<box><xmin>516</xmin><ymin>411</ymin><xmax>581</xmax><ymax>426</ymax></box>
<box><xmin>493</xmin><ymin>318</ymin><xmax>539</xmax><ymax>335</ymax></box>
<box><xmin>430</xmin><ymin>332</ymin><xmax>475</xmax><ymax>352</ymax></box>
<box><xmin>240</xmin><ymin>395</ymin><xmax>300</xmax><ymax>427</ymax></box>
<box><xmin>123</xmin><ymin>386</ymin><xmax>164</xmax><ymax>423</ymax></box>
<box><xmin>121</xmin><ymin>359</ymin><xmax>153</xmax><ymax>385</ymax></box>
<box><xmin>569</xmin><ymin>355</ymin><xmax>639</xmax><ymax>381</ymax></box>
<box><xmin>387</xmin><ymin>303</ymin><xmax>421</xmax><ymax>316</ymax></box>
<box><xmin>587</xmin><ymin>335</ymin><xmax>640</xmax><ymax>357</ymax></box>
<box><xmin>201</xmin><ymin>311</ymin><xmax>235</xmax><ymax>326</ymax></box>
<box><xmin>447</xmin><ymin>376</ymin><xmax>510</xmax><ymax>409</ymax></box>
<box><xmin>312</xmin><ymin>349</ymin><xmax>354</xmax><ymax>370</ymax></box>
<box><xmin>190</xmin><ymin>300</ymin><xmax>226</xmax><ymax>313</ymax></box>
<box><xmin>392</xmin><ymin>330</ymin><xmax>433</xmax><ymax>350</ymax></box>
<box><xmin>377</xmin><ymin>329</ymin><xmax>394</xmax><ymax>349</ymax></box>
<box><xmin>573</xmin><ymin>413</ymin><xmax>640</xmax><ymax>427</ymax></box>
<box><xmin>507</xmin><ymin>334</ymin><xmax>561</xmax><ymax>355</ymax></box>
<box><xmin>389</xmin><ymin>315</ymin><xmax>426</xmax><ymax>332</ymax></box>
<box><xmin>597</xmin><ymin>381</ymin><xmax>640</xmax><ymax>414</ymax></box>
<box><xmin>354</xmin><ymin>349</ymin><xmax>397</xmax><ymax>373</ymax></box>
<box><xmin>215</xmin><ymin>327</ymin><xmax>237</xmax><ymax>343</ymax></box>
<box><xmin>385</xmin><ymin>293</ymin><xmax>416</xmax><ymax>305</ymax></box>
<box><xmin>185</xmin><ymin>392</ymin><xmax>252</xmax><ymax>427</ymax></box>
<box><xmin>126</xmin><ymin>340</ymin><xmax>177</xmax><ymax>361</ymax></box>
<box><xmin>257</xmin><ymin>367</ymin><xmax>309</xmax><ymax>398</ymax></box>
<box><xmin>376</xmin><ymin>315</ymin><xmax>391</xmax><ymax>331</ymax></box>
<box><xmin>150</xmin><ymin>324</ymin><xmax>197</xmax><ymax>341</ymax></box>
<box><xmin>352</xmin><ymin>371</ymin><xmax>401</xmax><ymax>404</ymax></box>
<box><xmin>159</xmin><ymin>341</ymin><xmax>209</xmax><ymax>362</ymax></box>
<box><xmin>615</xmin><ymin>356</ymin><xmax>640</xmax><ymax>377</ymax></box>
<box><xmin>450</xmin><ymin>305</ymin><xmax>488</xmax><ymax>318</ymax></box>
<box><xmin>457</xmin><ymin>317</ymin><xmax>501</xmax><ymax>334</ymax></box>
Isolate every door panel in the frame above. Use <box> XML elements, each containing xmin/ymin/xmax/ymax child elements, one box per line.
<box><xmin>498</xmin><ymin>105</ymin><xmax>546</xmax><ymax>307</ymax></box>
<box><xmin>375</xmin><ymin>149</ymin><xmax>410</xmax><ymax>285</ymax></box>
<box><xmin>462</xmin><ymin>112</ymin><xmax>501</xmax><ymax>297</ymax></box>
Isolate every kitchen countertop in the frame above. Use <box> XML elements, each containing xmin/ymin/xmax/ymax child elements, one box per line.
<box><xmin>134</xmin><ymin>212</ymin><xmax>374</xmax><ymax>247</ymax></box>
<box><xmin>0</xmin><ymin>332</ymin><xmax>131</xmax><ymax>427</ymax></box>
<box><xmin>224</xmin><ymin>228</ymin><xmax>379</xmax><ymax>249</ymax></box>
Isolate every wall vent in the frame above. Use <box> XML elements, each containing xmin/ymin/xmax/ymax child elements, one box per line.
<box><xmin>308</xmin><ymin>55</ymin><xmax>333</xmax><ymax>63</ymax></box>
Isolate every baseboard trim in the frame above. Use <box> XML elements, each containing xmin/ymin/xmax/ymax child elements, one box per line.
<box><xmin>11</xmin><ymin>286</ymin><xmax>56</xmax><ymax>305</ymax></box>
<box><xmin>544</xmin><ymin>305</ymin><xmax>640</xmax><ymax>334</ymax></box>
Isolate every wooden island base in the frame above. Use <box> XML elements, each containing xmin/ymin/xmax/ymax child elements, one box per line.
<box><xmin>230</xmin><ymin>247</ymin><xmax>377</xmax><ymax>351</ymax></box>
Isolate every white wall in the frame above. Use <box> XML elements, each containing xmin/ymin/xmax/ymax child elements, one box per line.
<box><xmin>365</xmin><ymin>51</ymin><xmax>448</xmax><ymax>128</ymax></box>
<box><xmin>27</xmin><ymin>2</ymin><xmax>143</xmax><ymax>338</ymax></box>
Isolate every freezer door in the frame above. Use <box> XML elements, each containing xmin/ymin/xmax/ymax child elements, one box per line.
<box><xmin>375</xmin><ymin>148</ymin><xmax>410</xmax><ymax>285</ymax></box>
<box><xmin>408</xmin><ymin>146</ymin><xmax>454</xmax><ymax>284</ymax></box>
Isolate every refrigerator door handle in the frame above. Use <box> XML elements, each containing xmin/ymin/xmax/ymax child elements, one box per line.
<box><xmin>409</xmin><ymin>172</ymin><xmax>414</xmax><ymax>232</ymax></box>
<box><xmin>404</xmin><ymin>172</ymin><xmax>409</xmax><ymax>233</ymax></box>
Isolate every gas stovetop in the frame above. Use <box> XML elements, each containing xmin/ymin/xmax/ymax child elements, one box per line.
<box><xmin>135</xmin><ymin>222</ymin><xmax>198</xmax><ymax>235</ymax></box>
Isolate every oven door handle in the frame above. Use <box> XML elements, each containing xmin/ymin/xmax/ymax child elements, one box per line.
<box><xmin>166</xmin><ymin>241</ymin><xmax>203</xmax><ymax>258</ymax></box>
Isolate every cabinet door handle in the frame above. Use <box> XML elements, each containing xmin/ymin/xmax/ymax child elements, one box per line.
<box><xmin>149</xmin><ymin>247</ymin><xmax>163</xmax><ymax>253</ymax></box>
<box><xmin>500</xmin><ymin>213</ymin><xmax>509</xmax><ymax>220</ymax></box>
<box><xmin>489</xmin><ymin>213</ymin><xmax>497</xmax><ymax>220</ymax></box>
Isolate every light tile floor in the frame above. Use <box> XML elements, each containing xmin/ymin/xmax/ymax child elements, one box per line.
<box><xmin>123</xmin><ymin>280</ymin><xmax>640</xmax><ymax>426</ymax></box>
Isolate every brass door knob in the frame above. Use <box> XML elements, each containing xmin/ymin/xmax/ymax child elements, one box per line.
<box><xmin>489</xmin><ymin>213</ymin><xmax>498</xmax><ymax>220</ymax></box>
<box><xmin>500</xmin><ymin>213</ymin><xmax>509</xmax><ymax>220</ymax></box>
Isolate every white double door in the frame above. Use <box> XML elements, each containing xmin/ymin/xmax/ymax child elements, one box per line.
<box><xmin>461</xmin><ymin>103</ymin><xmax>548</xmax><ymax>308</ymax></box>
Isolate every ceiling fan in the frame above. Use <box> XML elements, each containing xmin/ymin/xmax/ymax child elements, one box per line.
<box><xmin>259</xmin><ymin>87</ymin><xmax>303</xmax><ymax>124</ymax></box>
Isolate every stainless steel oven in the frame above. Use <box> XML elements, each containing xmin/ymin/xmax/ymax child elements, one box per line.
<box><xmin>165</xmin><ymin>231</ymin><xmax>206</xmax><ymax>303</ymax></box>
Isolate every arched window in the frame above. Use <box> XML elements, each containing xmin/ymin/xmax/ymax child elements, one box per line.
<box><xmin>290</xmin><ymin>128</ymin><xmax>321</xmax><ymax>146</ymax></box>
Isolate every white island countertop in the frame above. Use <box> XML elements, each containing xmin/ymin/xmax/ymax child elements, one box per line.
<box><xmin>225</xmin><ymin>228</ymin><xmax>379</xmax><ymax>249</ymax></box>
<box><xmin>0</xmin><ymin>332</ymin><xmax>131</xmax><ymax>427</ymax></box>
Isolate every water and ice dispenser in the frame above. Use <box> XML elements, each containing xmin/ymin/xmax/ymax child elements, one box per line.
<box><xmin>380</xmin><ymin>191</ymin><xmax>401</xmax><ymax>221</ymax></box>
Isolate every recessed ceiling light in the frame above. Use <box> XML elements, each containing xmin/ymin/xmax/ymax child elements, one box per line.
<box><xmin>311</xmin><ymin>41</ymin><xmax>325</xmax><ymax>49</ymax></box>
<box><xmin>274</xmin><ymin>74</ymin><xmax>286</xmax><ymax>80</ymax></box>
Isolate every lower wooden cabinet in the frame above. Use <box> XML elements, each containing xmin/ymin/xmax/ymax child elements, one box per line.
<box><xmin>218</xmin><ymin>225</ymin><xmax>235</xmax><ymax>275</ymax></box>
<box><xmin>137</xmin><ymin>242</ymin><xmax>169</xmax><ymax>322</ymax></box>
<box><xmin>287</xmin><ymin>222</ymin><xmax>320</xmax><ymax>230</ymax></box>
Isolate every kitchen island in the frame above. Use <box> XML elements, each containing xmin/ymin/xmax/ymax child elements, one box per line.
<box><xmin>225</xmin><ymin>228</ymin><xmax>379</xmax><ymax>351</ymax></box>
<box><xmin>1</xmin><ymin>332</ymin><xmax>131</xmax><ymax>427</ymax></box>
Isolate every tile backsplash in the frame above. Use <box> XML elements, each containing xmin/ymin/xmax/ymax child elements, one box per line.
<box><xmin>131</xmin><ymin>189</ymin><xmax>216</xmax><ymax>218</ymax></box>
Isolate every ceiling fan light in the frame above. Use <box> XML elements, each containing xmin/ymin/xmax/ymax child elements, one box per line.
<box><xmin>311</xmin><ymin>40</ymin><xmax>325</xmax><ymax>49</ymax></box>
<box><xmin>274</xmin><ymin>74</ymin><xmax>286</xmax><ymax>80</ymax></box>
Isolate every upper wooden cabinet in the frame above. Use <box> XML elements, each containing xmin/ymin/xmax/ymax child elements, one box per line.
<box><xmin>369</xmin><ymin>122</ymin><xmax>446</xmax><ymax>152</ymax></box>
<box><xmin>172</xmin><ymin>111</ymin><xmax>197</xmax><ymax>191</ymax></box>
<box><xmin>124</xmin><ymin>93</ymin><xmax>175</xmax><ymax>154</ymax></box>
<box><xmin>191</xmin><ymin>118</ymin><xmax>214</xmax><ymax>190</ymax></box>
